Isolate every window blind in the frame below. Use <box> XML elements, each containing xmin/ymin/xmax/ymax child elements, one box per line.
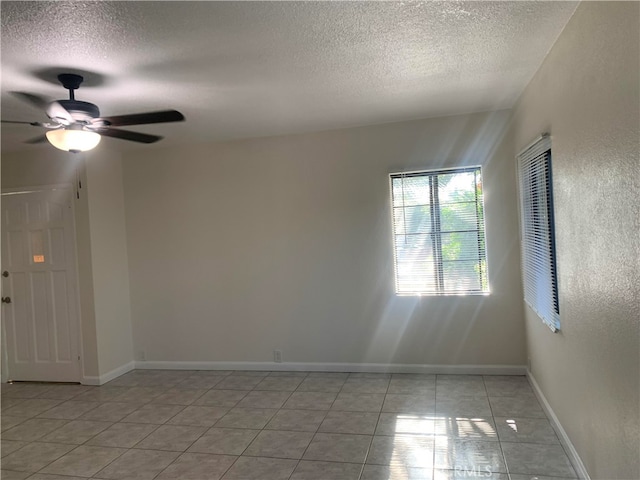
<box><xmin>390</xmin><ymin>167</ymin><xmax>488</xmax><ymax>295</ymax></box>
<box><xmin>517</xmin><ymin>135</ymin><xmax>560</xmax><ymax>331</ymax></box>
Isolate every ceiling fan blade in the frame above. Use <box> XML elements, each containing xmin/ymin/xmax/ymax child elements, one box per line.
<box><xmin>97</xmin><ymin>128</ymin><xmax>163</xmax><ymax>144</ymax></box>
<box><xmin>46</xmin><ymin>101</ymin><xmax>74</xmax><ymax>124</ymax></box>
<box><xmin>11</xmin><ymin>92</ymin><xmax>50</xmax><ymax>111</ymax></box>
<box><xmin>1</xmin><ymin>120</ymin><xmax>45</xmax><ymax>126</ymax></box>
<box><xmin>98</xmin><ymin>110</ymin><xmax>184</xmax><ymax>127</ymax></box>
<box><xmin>25</xmin><ymin>134</ymin><xmax>48</xmax><ymax>144</ymax></box>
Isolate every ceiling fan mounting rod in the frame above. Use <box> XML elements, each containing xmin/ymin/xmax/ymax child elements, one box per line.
<box><xmin>58</xmin><ymin>73</ymin><xmax>84</xmax><ymax>101</ymax></box>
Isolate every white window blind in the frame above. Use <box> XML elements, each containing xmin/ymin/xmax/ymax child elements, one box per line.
<box><xmin>517</xmin><ymin>135</ymin><xmax>560</xmax><ymax>331</ymax></box>
<box><xmin>390</xmin><ymin>167</ymin><xmax>488</xmax><ymax>295</ymax></box>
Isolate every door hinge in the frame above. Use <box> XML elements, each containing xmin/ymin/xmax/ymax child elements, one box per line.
<box><xmin>77</xmin><ymin>355</ymin><xmax>81</xmax><ymax>361</ymax></box>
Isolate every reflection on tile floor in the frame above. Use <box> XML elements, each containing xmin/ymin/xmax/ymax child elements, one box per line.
<box><xmin>1</xmin><ymin>371</ymin><xmax>578</xmax><ymax>479</ymax></box>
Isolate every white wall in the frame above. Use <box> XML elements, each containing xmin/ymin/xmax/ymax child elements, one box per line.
<box><xmin>84</xmin><ymin>152</ymin><xmax>134</xmax><ymax>378</ymax></box>
<box><xmin>511</xmin><ymin>2</ymin><xmax>639</xmax><ymax>478</ymax></box>
<box><xmin>1</xmin><ymin>149</ymin><xmax>80</xmax><ymax>189</ymax></box>
<box><xmin>123</xmin><ymin>110</ymin><xmax>526</xmax><ymax>368</ymax></box>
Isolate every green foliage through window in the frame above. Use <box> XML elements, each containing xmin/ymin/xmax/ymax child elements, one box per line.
<box><xmin>390</xmin><ymin>167</ymin><xmax>488</xmax><ymax>295</ymax></box>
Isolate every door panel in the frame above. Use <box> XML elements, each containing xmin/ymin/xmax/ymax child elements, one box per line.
<box><xmin>50</xmin><ymin>228</ymin><xmax>67</xmax><ymax>264</ymax></box>
<box><xmin>52</xmin><ymin>270</ymin><xmax>72</xmax><ymax>361</ymax></box>
<box><xmin>32</xmin><ymin>271</ymin><xmax>51</xmax><ymax>360</ymax></box>
<box><xmin>7</xmin><ymin>230</ymin><xmax>26</xmax><ymax>267</ymax></box>
<box><xmin>1</xmin><ymin>188</ymin><xmax>80</xmax><ymax>382</ymax></box>
<box><xmin>10</xmin><ymin>272</ymin><xmax>30</xmax><ymax>362</ymax></box>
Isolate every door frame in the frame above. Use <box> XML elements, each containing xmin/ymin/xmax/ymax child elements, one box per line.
<box><xmin>1</xmin><ymin>183</ymin><xmax>84</xmax><ymax>383</ymax></box>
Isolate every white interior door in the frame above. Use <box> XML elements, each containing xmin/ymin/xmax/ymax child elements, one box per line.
<box><xmin>1</xmin><ymin>187</ymin><xmax>81</xmax><ymax>382</ymax></box>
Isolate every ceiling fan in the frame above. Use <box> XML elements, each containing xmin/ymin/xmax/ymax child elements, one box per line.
<box><xmin>2</xmin><ymin>73</ymin><xmax>185</xmax><ymax>153</ymax></box>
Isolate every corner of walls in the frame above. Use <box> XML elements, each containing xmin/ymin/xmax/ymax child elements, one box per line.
<box><xmin>84</xmin><ymin>148</ymin><xmax>135</xmax><ymax>378</ymax></box>
<box><xmin>527</xmin><ymin>370</ymin><xmax>590</xmax><ymax>480</ymax></box>
<box><xmin>73</xmin><ymin>158</ymin><xmax>101</xmax><ymax>379</ymax></box>
<box><xmin>82</xmin><ymin>360</ymin><xmax>135</xmax><ymax>386</ymax></box>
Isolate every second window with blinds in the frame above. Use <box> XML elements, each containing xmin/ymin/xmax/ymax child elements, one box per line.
<box><xmin>390</xmin><ymin>167</ymin><xmax>488</xmax><ymax>295</ymax></box>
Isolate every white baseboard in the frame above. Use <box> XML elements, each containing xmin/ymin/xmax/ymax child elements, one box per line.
<box><xmin>134</xmin><ymin>360</ymin><xmax>527</xmax><ymax>375</ymax></box>
<box><xmin>82</xmin><ymin>361</ymin><xmax>135</xmax><ymax>386</ymax></box>
<box><xmin>527</xmin><ymin>371</ymin><xmax>590</xmax><ymax>480</ymax></box>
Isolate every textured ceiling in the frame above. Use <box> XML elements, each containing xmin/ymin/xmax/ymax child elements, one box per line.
<box><xmin>1</xmin><ymin>1</ymin><xmax>578</xmax><ymax>152</ymax></box>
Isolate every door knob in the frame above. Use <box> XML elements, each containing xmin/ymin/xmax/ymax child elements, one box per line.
<box><xmin>1</xmin><ymin>297</ymin><xmax>11</xmax><ymax>304</ymax></box>
<box><xmin>2</xmin><ymin>271</ymin><xmax>8</xmax><ymax>278</ymax></box>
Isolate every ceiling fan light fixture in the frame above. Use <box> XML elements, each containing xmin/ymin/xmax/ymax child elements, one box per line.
<box><xmin>46</xmin><ymin>128</ymin><xmax>101</xmax><ymax>153</ymax></box>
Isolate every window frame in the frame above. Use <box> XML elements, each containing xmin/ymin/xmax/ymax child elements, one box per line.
<box><xmin>517</xmin><ymin>134</ymin><xmax>560</xmax><ymax>331</ymax></box>
<box><xmin>389</xmin><ymin>166</ymin><xmax>489</xmax><ymax>296</ymax></box>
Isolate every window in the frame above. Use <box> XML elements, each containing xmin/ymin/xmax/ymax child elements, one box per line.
<box><xmin>517</xmin><ymin>134</ymin><xmax>560</xmax><ymax>331</ymax></box>
<box><xmin>390</xmin><ymin>167</ymin><xmax>488</xmax><ymax>295</ymax></box>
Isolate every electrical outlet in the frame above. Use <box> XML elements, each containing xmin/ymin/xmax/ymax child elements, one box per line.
<box><xmin>138</xmin><ymin>351</ymin><xmax>146</xmax><ymax>362</ymax></box>
<box><xmin>273</xmin><ymin>350</ymin><xmax>283</xmax><ymax>363</ymax></box>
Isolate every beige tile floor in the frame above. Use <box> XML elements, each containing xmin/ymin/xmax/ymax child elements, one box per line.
<box><xmin>1</xmin><ymin>370</ymin><xmax>579</xmax><ymax>480</ymax></box>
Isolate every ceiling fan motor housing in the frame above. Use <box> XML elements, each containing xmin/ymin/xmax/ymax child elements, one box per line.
<box><xmin>58</xmin><ymin>100</ymin><xmax>100</xmax><ymax>122</ymax></box>
<box><xmin>55</xmin><ymin>73</ymin><xmax>100</xmax><ymax>122</ymax></box>
<box><xmin>58</xmin><ymin>73</ymin><xmax>84</xmax><ymax>90</ymax></box>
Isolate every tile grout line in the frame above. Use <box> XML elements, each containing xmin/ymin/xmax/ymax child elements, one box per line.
<box><xmin>97</xmin><ymin>370</ymin><xmax>273</xmax><ymax>480</ymax></box>
<box><xmin>433</xmin><ymin>373</ymin><xmax>440</xmax><ymax>478</ymax></box>
<box><xmin>284</xmin><ymin>372</ymin><xmax>347</xmax><ymax>480</ymax></box>
<box><xmin>357</xmin><ymin>373</ymin><xmax>391</xmax><ymax>480</ymax></box>
<box><xmin>202</xmin><ymin>370</ymin><xmax>309</xmax><ymax>480</ymax></box>
<box><xmin>37</xmin><ymin>375</ymin><xmax>208</xmax><ymax>478</ymax></box>
<box><xmin>484</xmin><ymin>375</ymin><xmax>511</xmax><ymax>478</ymax></box>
